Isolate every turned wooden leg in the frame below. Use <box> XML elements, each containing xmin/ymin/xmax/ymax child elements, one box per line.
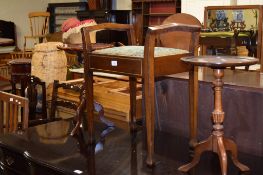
<box><xmin>144</xmin><ymin>81</ymin><xmax>155</xmax><ymax>167</ymax></box>
<box><xmin>86</xmin><ymin>71</ymin><xmax>95</xmax><ymax>144</ymax></box>
<box><xmin>224</xmin><ymin>138</ymin><xmax>249</xmax><ymax>172</ymax></box>
<box><xmin>179</xmin><ymin>68</ymin><xmax>250</xmax><ymax>174</ymax></box>
<box><xmin>144</xmin><ymin>70</ymin><xmax>155</xmax><ymax>166</ymax></box>
<box><xmin>217</xmin><ymin>136</ymin><xmax>227</xmax><ymax>175</ymax></box>
<box><xmin>189</xmin><ymin>65</ymin><xmax>199</xmax><ymax>148</ymax></box>
<box><xmin>178</xmin><ymin>136</ymin><xmax>213</xmax><ymax>172</ymax></box>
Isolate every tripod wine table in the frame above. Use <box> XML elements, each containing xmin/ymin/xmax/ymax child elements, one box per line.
<box><xmin>178</xmin><ymin>55</ymin><xmax>258</xmax><ymax>175</ymax></box>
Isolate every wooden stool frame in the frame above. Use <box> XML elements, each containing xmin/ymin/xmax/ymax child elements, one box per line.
<box><xmin>81</xmin><ymin>23</ymin><xmax>201</xmax><ymax>166</ymax></box>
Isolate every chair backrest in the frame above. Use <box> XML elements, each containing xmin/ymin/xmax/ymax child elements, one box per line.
<box><xmin>50</xmin><ymin>80</ymin><xmax>84</xmax><ymax>120</ymax></box>
<box><xmin>10</xmin><ymin>75</ymin><xmax>47</xmax><ymax>123</ymax></box>
<box><xmin>0</xmin><ymin>91</ymin><xmax>29</xmax><ymax>134</ymax></box>
<box><xmin>21</xmin><ymin>75</ymin><xmax>47</xmax><ymax>121</ymax></box>
<box><xmin>160</xmin><ymin>13</ymin><xmax>202</xmax><ymax>53</ymax></box>
<box><xmin>28</xmin><ymin>12</ymin><xmax>50</xmax><ymax>37</ymax></box>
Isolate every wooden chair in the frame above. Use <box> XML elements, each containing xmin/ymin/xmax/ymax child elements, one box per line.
<box><xmin>161</xmin><ymin>13</ymin><xmax>201</xmax><ymax>51</ymax></box>
<box><xmin>81</xmin><ymin>22</ymin><xmax>200</xmax><ymax>166</ymax></box>
<box><xmin>21</xmin><ymin>75</ymin><xmax>48</xmax><ymax>126</ymax></box>
<box><xmin>0</xmin><ymin>51</ymin><xmax>32</xmax><ymax>81</ymax></box>
<box><xmin>8</xmin><ymin>51</ymin><xmax>33</xmax><ymax>94</ymax></box>
<box><xmin>10</xmin><ymin>75</ymin><xmax>48</xmax><ymax>127</ymax></box>
<box><xmin>24</xmin><ymin>12</ymin><xmax>50</xmax><ymax>51</ymax></box>
<box><xmin>50</xmin><ymin>80</ymin><xmax>83</xmax><ymax>122</ymax></box>
<box><xmin>50</xmin><ymin>80</ymin><xmax>112</xmax><ymax>135</ymax></box>
<box><xmin>0</xmin><ymin>91</ymin><xmax>29</xmax><ymax>133</ymax></box>
<box><xmin>161</xmin><ymin>13</ymin><xmax>201</xmax><ymax>147</ymax></box>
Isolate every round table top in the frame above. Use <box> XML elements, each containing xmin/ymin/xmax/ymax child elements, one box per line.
<box><xmin>181</xmin><ymin>55</ymin><xmax>259</xmax><ymax>68</ymax></box>
<box><xmin>57</xmin><ymin>43</ymin><xmax>114</xmax><ymax>52</ymax></box>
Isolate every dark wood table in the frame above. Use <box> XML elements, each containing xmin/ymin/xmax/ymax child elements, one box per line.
<box><xmin>0</xmin><ymin>119</ymin><xmax>115</xmax><ymax>175</ymax></box>
<box><xmin>178</xmin><ymin>55</ymin><xmax>258</xmax><ymax>175</ymax></box>
<box><xmin>8</xmin><ymin>58</ymin><xmax>32</xmax><ymax>94</ymax></box>
<box><xmin>1</xmin><ymin>118</ymin><xmax>263</xmax><ymax>175</ymax></box>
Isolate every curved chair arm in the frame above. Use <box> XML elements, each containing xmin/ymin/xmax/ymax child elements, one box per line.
<box><xmin>144</xmin><ymin>23</ymin><xmax>201</xmax><ymax>61</ymax></box>
<box><xmin>81</xmin><ymin>23</ymin><xmax>136</xmax><ymax>52</ymax></box>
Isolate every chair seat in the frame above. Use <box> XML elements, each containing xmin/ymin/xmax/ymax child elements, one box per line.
<box><xmin>92</xmin><ymin>46</ymin><xmax>189</xmax><ymax>58</ymax></box>
<box><xmin>90</xmin><ymin>46</ymin><xmax>190</xmax><ymax>77</ymax></box>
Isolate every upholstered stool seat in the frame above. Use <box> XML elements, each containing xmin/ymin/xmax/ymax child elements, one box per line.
<box><xmin>92</xmin><ymin>46</ymin><xmax>189</xmax><ymax>58</ymax></box>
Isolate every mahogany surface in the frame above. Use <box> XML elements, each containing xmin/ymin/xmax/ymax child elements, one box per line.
<box><xmin>0</xmin><ymin>119</ymin><xmax>262</xmax><ymax>175</ymax></box>
<box><xmin>181</xmin><ymin>55</ymin><xmax>259</xmax><ymax>68</ymax></box>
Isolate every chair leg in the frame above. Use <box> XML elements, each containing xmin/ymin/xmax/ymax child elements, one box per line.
<box><xmin>129</xmin><ymin>76</ymin><xmax>137</xmax><ymax>132</ymax></box>
<box><xmin>144</xmin><ymin>74</ymin><xmax>155</xmax><ymax>167</ymax></box>
<box><xmin>86</xmin><ymin>72</ymin><xmax>95</xmax><ymax>144</ymax></box>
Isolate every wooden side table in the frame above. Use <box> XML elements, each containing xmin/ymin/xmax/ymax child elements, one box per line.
<box><xmin>8</xmin><ymin>58</ymin><xmax>31</xmax><ymax>94</ymax></box>
<box><xmin>178</xmin><ymin>56</ymin><xmax>258</xmax><ymax>175</ymax></box>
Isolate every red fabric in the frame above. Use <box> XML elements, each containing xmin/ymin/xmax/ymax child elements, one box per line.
<box><xmin>61</xmin><ymin>18</ymin><xmax>80</xmax><ymax>32</ymax></box>
<box><xmin>62</xmin><ymin>18</ymin><xmax>96</xmax><ymax>32</ymax></box>
<box><xmin>80</xmin><ymin>19</ymin><xmax>96</xmax><ymax>25</ymax></box>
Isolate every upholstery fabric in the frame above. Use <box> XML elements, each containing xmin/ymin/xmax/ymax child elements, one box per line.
<box><xmin>92</xmin><ymin>46</ymin><xmax>189</xmax><ymax>58</ymax></box>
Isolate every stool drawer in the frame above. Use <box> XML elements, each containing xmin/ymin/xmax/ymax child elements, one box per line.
<box><xmin>90</xmin><ymin>56</ymin><xmax>142</xmax><ymax>76</ymax></box>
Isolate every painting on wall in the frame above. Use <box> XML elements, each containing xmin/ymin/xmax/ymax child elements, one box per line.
<box><xmin>233</xmin><ymin>10</ymin><xmax>244</xmax><ymax>22</ymax></box>
<box><xmin>216</xmin><ymin>10</ymin><xmax>226</xmax><ymax>20</ymax></box>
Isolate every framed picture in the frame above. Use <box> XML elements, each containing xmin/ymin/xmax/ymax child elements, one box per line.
<box><xmin>233</xmin><ymin>10</ymin><xmax>244</xmax><ymax>22</ymax></box>
<box><xmin>216</xmin><ymin>10</ymin><xmax>226</xmax><ymax>20</ymax></box>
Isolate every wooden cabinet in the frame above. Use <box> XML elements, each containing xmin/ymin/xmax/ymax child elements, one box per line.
<box><xmin>47</xmin><ymin>2</ymin><xmax>87</xmax><ymax>33</ymax></box>
<box><xmin>132</xmin><ymin>0</ymin><xmax>181</xmax><ymax>44</ymax></box>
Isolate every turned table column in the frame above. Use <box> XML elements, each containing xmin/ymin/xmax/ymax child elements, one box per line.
<box><xmin>178</xmin><ymin>55</ymin><xmax>258</xmax><ymax>175</ymax></box>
